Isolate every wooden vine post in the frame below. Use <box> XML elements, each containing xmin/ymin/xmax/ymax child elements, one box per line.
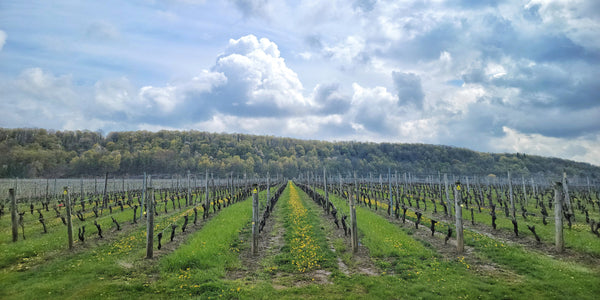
<box><xmin>211</xmin><ymin>173</ymin><xmax>216</xmax><ymax>209</ymax></box>
<box><xmin>102</xmin><ymin>172</ymin><xmax>108</xmax><ymax>208</ymax></box>
<box><xmin>324</xmin><ymin>167</ymin><xmax>329</xmax><ymax>214</ymax></box>
<box><xmin>10</xmin><ymin>188</ymin><xmax>18</xmax><ymax>242</ymax></box>
<box><xmin>146</xmin><ymin>187</ymin><xmax>154</xmax><ymax>258</ymax></box>
<box><xmin>562</xmin><ymin>172</ymin><xmax>573</xmax><ymax>218</ymax></box>
<box><xmin>388</xmin><ymin>168</ymin><xmax>392</xmax><ymax>215</ymax></box>
<box><xmin>140</xmin><ymin>172</ymin><xmax>146</xmax><ymax>219</ymax></box>
<box><xmin>267</xmin><ymin>171</ymin><xmax>270</xmax><ymax>207</ymax></box>
<box><xmin>454</xmin><ymin>182</ymin><xmax>464</xmax><ymax>253</ymax></box>
<box><xmin>444</xmin><ymin>174</ymin><xmax>452</xmax><ymax>215</ymax></box>
<box><xmin>350</xmin><ymin>172</ymin><xmax>359</xmax><ymax>253</ymax></box>
<box><xmin>186</xmin><ymin>170</ymin><xmax>191</xmax><ymax>207</ymax></box>
<box><xmin>204</xmin><ymin>170</ymin><xmax>210</xmax><ymax>216</ymax></box>
<box><xmin>80</xmin><ymin>177</ymin><xmax>84</xmax><ymax>203</ymax></box>
<box><xmin>45</xmin><ymin>179</ymin><xmax>49</xmax><ymax>207</ymax></box>
<box><xmin>466</xmin><ymin>176</ymin><xmax>470</xmax><ymax>193</ymax></box>
<box><xmin>338</xmin><ymin>173</ymin><xmax>342</xmax><ymax>200</ymax></box>
<box><xmin>403</xmin><ymin>173</ymin><xmax>407</xmax><ymax>196</ymax></box>
<box><xmin>307</xmin><ymin>172</ymin><xmax>311</xmax><ymax>195</ymax></box>
<box><xmin>522</xmin><ymin>175</ymin><xmax>527</xmax><ymax>207</ymax></box>
<box><xmin>554</xmin><ymin>182</ymin><xmax>564</xmax><ymax>253</ymax></box>
<box><xmin>251</xmin><ymin>186</ymin><xmax>259</xmax><ymax>255</ymax></box>
<box><xmin>65</xmin><ymin>187</ymin><xmax>74</xmax><ymax>250</ymax></box>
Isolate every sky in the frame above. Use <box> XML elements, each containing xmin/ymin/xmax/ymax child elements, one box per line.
<box><xmin>0</xmin><ymin>0</ymin><xmax>599</xmax><ymax>165</ymax></box>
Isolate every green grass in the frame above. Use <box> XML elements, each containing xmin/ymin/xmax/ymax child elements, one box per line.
<box><xmin>273</xmin><ymin>183</ymin><xmax>336</xmax><ymax>273</ymax></box>
<box><xmin>464</xmin><ymin>230</ymin><xmax>600</xmax><ymax>299</ymax></box>
<box><xmin>155</xmin><ymin>196</ymin><xmax>254</xmax><ymax>297</ymax></box>
<box><xmin>0</xmin><ymin>219</ymin><xmax>152</xmax><ymax>299</ymax></box>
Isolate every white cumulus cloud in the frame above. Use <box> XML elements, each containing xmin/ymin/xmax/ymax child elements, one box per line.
<box><xmin>210</xmin><ymin>35</ymin><xmax>310</xmax><ymax>114</ymax></box>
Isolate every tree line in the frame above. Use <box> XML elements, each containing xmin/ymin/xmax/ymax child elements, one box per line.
<box><xmin>0</xmin><ymin>128</ymin><xmax>598</xmax><ymax>179</ymax></box>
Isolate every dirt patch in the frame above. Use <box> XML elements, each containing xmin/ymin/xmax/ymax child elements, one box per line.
<box><xmin>117</xmin><ymin>260</ymin><xmax>134</xmax><ymax>269</ymax></box>
<box><xmin>228</xmin><ymin>206</ymin><xmax>286</xmax><ymax>280</ymax></box>
<box><xmin>474</xmin><ymin>261</ymin><xmax>524</xmax><ymax>282</ymax></box>
<box><xmin>318</xmin><ymin>203</ymin><xmax>380</xmax><ymax>277</ymax></box>
<box><xmin>268</xmin><ymin>270</ymin><xmax>333</xmax><ymax>289</ymax></box>
<box><xmin>336</xmin><ymin>257</ymin><xmax>349</xmax><ymax>275</ymax></box>
<box><xmin>303</xmin><ymin>269</ymin><xmax>333</xmax><ymax>285</ymax></box>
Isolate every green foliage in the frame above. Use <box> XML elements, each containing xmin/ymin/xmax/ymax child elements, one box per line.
<box><xmin>1</xmin><ymin>128</ymin><xmax>598</xmax><ymax>178</ymax></box>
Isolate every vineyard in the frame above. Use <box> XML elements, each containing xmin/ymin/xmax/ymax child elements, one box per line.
<box><xmin>0</xmin><ymin>172</ymin><xmax>599</xmax><ymax>299</ymax></box>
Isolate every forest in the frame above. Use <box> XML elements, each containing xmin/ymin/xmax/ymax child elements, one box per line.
<box><xmin>0</xmin><ymin>128</ymin><xmax>598</xmax><ymax>179</ymax></box>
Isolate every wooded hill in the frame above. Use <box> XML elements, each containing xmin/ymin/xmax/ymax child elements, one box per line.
<box><xmin>0</xmin><ymin>128</ymin><xmax>598</xmax><ymax>179</ymax></box>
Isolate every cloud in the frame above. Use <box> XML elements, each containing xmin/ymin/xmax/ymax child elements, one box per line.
<box><xmin>494</xmin><ymin>127</ymin><xmax>600</xmax><ymax>166</ymax></box>
<box><xmin>310</xmin><ymin>83</ymin><xmax>351</xmax><ymax>115</ymax></box>
<box><xmin>349</xmin><ymin>83</ymin><xmax>400</xmax><ymax>135</ymax></box>
<box><xmin>14</xmin><ymin>68</ymin><xmax>76</xmax><ymax>104</ymax></box>
<box><xmin>490</xmin><ymin>61</ymin><xmax>600</xmax><ymax>112</ymax></box>
<box><xmin>323</xmin><ymin>35</ymin><xmax>370</xmax><ymax>66</ymax></box>
<box><xmin>457</xmin><ymin>0</ymin><xmax>499</xmax><ymax>8</ymax></box>
<box><xmin>353</xmin><ymin>0</ymin><xmax>376</xmax><ymax>12</ymax></box>
<box><xmin>392</xmin><ymin>72</ymin><xmax>425</xmax><ymax>109</ymax></box>
<box><xmin>85</xmin><ymin>21</ymin><xmax>120</xmax><ymax>41</ymax></box>
<box><xmin>0</xmin><ymin>68</ymin><xmax>92</xmax><ymax>129</ymax></box>
<box><xmin>94</xmin><ymin>77</ymin><xmax>137</xmax><ymax>113</ymax></box>
<box><xmin>208</xmin><ymin>35</ymin><xmax>309</xmax><ymax>116</ymax></box>
<box><xmin>528</xmin><ymin>0</ymin><xmax>600</xmax><ymax>52</ymax></box>
<box><xmin>0</xmin><ymin>30</ymin><xmax>6</xmax><ymax>51</ymax></box>
<box><xmin>193</xmin><ymin>113</ymin><xmax>352</xmax><ymax>139</ymax></box>
<box><xmin>304</xmin><ymin>35</ymin><xmax>323</xmax><ymax>50</ymax></box>
<box><xmin>138</xmin><ymin>85</ymin><xmax>179</xmax><ymax>113</ymax></box>
<box><xmin>231</xmin><ymin>0</ymin><xmax>270</xmax><ymax>18</ymax></box>
<box><xmin>456</xmin><ymin>55</ymin><xmax>600</xmax><ymax>141</ymax></box>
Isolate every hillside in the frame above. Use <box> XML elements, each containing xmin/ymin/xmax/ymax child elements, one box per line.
<box><xmin>0</xmin><ymin>128</ymin><xmax>598</xmax><ymax>179</ymax></box>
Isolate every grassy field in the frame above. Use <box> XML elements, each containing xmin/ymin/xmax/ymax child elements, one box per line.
<box><xmin>0</xmin><ymin>182</ymin><xmax>598</xmax><ymax>299</ymax></box>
